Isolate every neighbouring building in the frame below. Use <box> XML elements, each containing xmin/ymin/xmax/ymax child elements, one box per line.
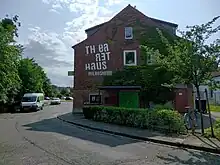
<box><xmin>195</xmin><ymin>72</ymin><xmax>220</xmax><ymax>105</ymax></box>
<box><xmin>72</xmin><ymin>4</ymin><xmax>193</xmax><ymax>112</ymax></box>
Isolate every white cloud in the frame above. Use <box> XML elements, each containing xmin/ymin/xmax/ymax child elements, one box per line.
<box><xmin>99</xmin><ymin>6</ymin><xmax>114</xmax><ymax>15</ymax></box>
<box><xmin>23</xmin><ymin>26</ymin><xmax>73</xmax><ymax>86</ymax></box>
<box><xmin>62</xmin><ymin>2</ymin><xmax>119</xmax><ymax>46</ymax></box>
<box><xmin>52</xmin><ymin>3</ymin><xmax>62</xmax><ymax>9</ymax></box>
<box><xmin>41</xmin><ymin>0</ymin><xmax>126</xmax><ymax>46</ymax></box>
<box><xmin>49</xmin><ymin>8</ymin><xmax>60</xmax><ymax>14</ymax></box>
<box><xmin>38</xmin><ymin>0</ymin><xmax>126</xmax><ymax>85</ymax></box>
<box><xmin>105</xmin><ymin>0</ymin><xmax>127</xmax><ymax>6</ymax></box>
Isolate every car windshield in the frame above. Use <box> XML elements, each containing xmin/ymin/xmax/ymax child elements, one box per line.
<box><xmin>53</xmin><ymin>98</ymin><xmax>59</xmax><ymax>100</ymax></box>
<box><xmin>22</xmin><ymin>96</ymin><xmax>37</xmax><ymax>102</ymax></box>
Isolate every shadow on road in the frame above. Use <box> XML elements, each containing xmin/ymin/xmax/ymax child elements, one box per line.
<box><xmin>157</xmin><ymin>149</ymin><xmax>220</xmax><ymax>165</ymax></box>
<box><xmin>22</xmin><ymin>116</ymin><xmax>139</xmax><ymax>147</ymax></box>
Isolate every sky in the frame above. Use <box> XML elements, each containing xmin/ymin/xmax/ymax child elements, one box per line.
<box><xmin>0</xmin><ymin>0</ymin><xmax>219</xmax><ymax>87</ymax></box>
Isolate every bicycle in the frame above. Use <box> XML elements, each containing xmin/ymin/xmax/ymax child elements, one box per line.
<box><xmin>183</xmin><ymin>107</ymin><xmax>199</xmax><ymax>130</ymax></box>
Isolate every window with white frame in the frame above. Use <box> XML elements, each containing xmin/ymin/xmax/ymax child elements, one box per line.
<box><xmin>147</xmin><ymin>54</ymin><xmax>152</xmax><ymax>64</ymax></box>
<box><xmin>89</xmin><ymin>93</ymin><xmax>102</xmax><ymax>104</ymax></box>
<box><xmin>123</xmin><ymin>50</ymin><xmax>137</xmax><ymax>66</ymax></box>
<box><xmin>125</xmin><ymin>27</ymin><xmax>133</xmax><ymax>39</ymax></box>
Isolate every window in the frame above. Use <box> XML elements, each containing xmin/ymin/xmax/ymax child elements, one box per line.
<box><xmin>125</xmin><ymin>27</ymin><xmax>133</xmax><ymax>39</ymax></box>
<box><xmin>147</xmin><ymin>54</ymin><xmax>152</xmax><ymax>64</ymax></box>
<box><xmin>89</xmin><ymin>94</ymin><xmax>102</xmax><ymax>104</ymax></box>
<box><xmin>123</xmin><ymin>50</ymin><xmax>137</xmax><ymax>66</ymax></box>
<box><xmin>22</xmin><ymin>96</ymin><xmax>37</xmax><ymax>102</ymax></box>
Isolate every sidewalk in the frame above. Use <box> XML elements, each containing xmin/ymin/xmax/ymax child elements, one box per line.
<box><xmin>57</xmin><ymin>112</ymin><xmax>220</xmax><ymax>154</ymax></box>
<box><xmin>211</xmin><ymin>112</ymin><xmax>220</xmax><ymax>119</ymax></box>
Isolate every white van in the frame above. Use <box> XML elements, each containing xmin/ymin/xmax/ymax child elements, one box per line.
<box><xmin>21</xmin><ymin>93</ymin><xmax>44</xmax><ymax>112</ymax></box>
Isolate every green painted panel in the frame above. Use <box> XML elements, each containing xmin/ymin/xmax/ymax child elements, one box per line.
<box><xmin>119</xmin><ymin>91</ymin><xmax>139</xmax><ymax>108</ymax></box>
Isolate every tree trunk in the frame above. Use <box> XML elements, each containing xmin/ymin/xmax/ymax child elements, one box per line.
<box><xmin>205</xmin><ymin>89</ymin><xmax>214</xmax><ymax>137</ymax></box>
<box><xmin>195</xmin><ymin>85</ymin><xmax>204</xmax><ymax>135</ymax></box>
<box><xmin>188</xmin><ymin>85</ymin><xmax>195</xmax><ymax>134</ymax></box>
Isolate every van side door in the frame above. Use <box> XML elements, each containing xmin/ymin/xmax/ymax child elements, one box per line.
<box><xmin>37</xmin><ymin>97</ymin><xmax>41</xmax><ymax>107</ymax></box>
<box><xmin>40</xmin><ymin>95</ymin><xmax>44</xmax><ymax>107</ymax></box>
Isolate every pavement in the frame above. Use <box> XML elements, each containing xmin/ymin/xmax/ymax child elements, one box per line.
<box><xmin>195</xmin><ymin>113</ymin><xmax>217</xmax><ymax>133</ymax></box>
<box><xmin>211</xmin><ymin>112</ymin><xmax>220</xmax><ymax>119</ymax></box>
<box><xmin>58</xmin><ymin>111</ymin><xmax>220</xmax><ymax>154</ymax></box>
<box><xmin>0</xmin><ymin>102</ymin><xmax>220</xmax><ymax>165</ymax></box>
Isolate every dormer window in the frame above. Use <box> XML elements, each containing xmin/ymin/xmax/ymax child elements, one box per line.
<box><xmin>125</xmin><ymin>27</ymin><xmax>133</xmax><ymax>39</ymax></box>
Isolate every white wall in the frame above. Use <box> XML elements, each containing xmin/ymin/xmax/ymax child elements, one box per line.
<box><xmin>194</xmin><ymin>76</ymin><xmax>220</xmax><ymax>105</ymax></box>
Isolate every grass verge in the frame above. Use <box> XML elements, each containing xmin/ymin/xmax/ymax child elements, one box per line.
<box><xmin>210</xmin><ymin>105</ymin><xmax>220</xmax><ymax>112</ymax></box>
<box><xmin>204</xmin><ymin>118</ymin><xmax>220</xmax><ymax>140</ymax></box>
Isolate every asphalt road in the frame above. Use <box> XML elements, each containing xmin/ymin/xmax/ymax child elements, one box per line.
<box><xmin>0</xmin><ymin>102</ymin><xmax>220</xmax><ymax>165</ymax></box>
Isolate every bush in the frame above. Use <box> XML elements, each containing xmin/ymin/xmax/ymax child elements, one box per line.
<box><xmin>204</xmin><ymin>119</ymin><xmax>220</xmax><ymax>140</ymax></box>
<box><xmin>83</xmin><ymin>106</ymin><xmax>97</xmax><ymax>119</ymax></box>
<box><xmin>154</xmin><ymin>103</ymin><xmax>174</xmax><ymax>110</ymax></box>
<box><xmin>83</xmin><ymin>106</ymin><xmax>186</xmax><ymax>134</ymax></box>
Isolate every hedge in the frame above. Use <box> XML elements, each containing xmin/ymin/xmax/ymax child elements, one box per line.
<box><xmin>83</xmin><ymin>106</ymin><xmax>186</xmax><ymax>134</ymax></box>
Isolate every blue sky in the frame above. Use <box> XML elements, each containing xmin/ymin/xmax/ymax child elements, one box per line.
<box><xmin>0</xmin><ymin>0</ymin><xmax>219</xmax><ymax>86</ymax></box>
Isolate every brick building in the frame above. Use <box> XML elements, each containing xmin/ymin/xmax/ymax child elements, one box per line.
<box><xmin>72</xmin><ymin>4</ymin><xmax>193</xmax><ymax>112</ymax></box>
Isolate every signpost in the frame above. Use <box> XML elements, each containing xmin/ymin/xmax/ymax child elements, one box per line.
<box><xmin>68</xmin><ymin>71</ymin><xmax>74</xmax><ymax>113</ymax></box>
<box><xmin>68</xmin><ymin>71</ymin><xmax>74</xmax><ymax>76</ymax></box>
<box><xmin>205</xmin><ymin>89</ymin><xmax>214</xmax><ymax>137</ymax></box>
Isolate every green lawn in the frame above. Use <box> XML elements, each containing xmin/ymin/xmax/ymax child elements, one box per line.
<box><xmin>61</xmin><ymin>100</ymin><xmax>73</xmax><ymax>102</ymax></box>
<box><xmin>210</xmin><ymin>105</ymin><xmax>220</xmax><ymax>112</ymax></box>
<box><xmin>204</xmin><ymin>118</ymin><xmax>220</xmax><ymax>140</ymax></box>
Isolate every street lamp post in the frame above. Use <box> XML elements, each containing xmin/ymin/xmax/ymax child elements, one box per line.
<box><xmin>68</xmin><ymin>71</ymin><xmax>74</xmax><ymax>113</ymax></box>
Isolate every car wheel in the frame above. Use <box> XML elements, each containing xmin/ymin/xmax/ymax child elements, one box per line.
<box><xmin>20</xmin><ymin>108</ymin><xmax>24</xmax><ymax>113</ymax></box>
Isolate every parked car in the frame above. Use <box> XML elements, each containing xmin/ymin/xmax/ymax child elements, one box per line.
<box><xmin>61</xmin><ymin>96</ymin><xmax>66</xmax><ymax>100</ymax></box>
<box><xmin>51</xmin><ymin>98</ymin><xmax>61</xmax><ymax>105</ymax></box>
<box><xmin>20</xmin><ymin>93</ymin><xmax>44</xmax><ymax>112</ymax></box>
<box><xmin>65</xmin><ymin>97</ymin><xmax>73</xmax><ymax>100</ymax></box>
<box><xmin>45</xmin><ymin>97</ymin><xmax>50</xmax><ymax>100</ymax></box>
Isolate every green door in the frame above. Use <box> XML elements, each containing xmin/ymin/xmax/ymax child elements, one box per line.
<box><xmin>119</xmin><ymin>91</ymin><xmax>139</xmax><ymax>108</ymax></box>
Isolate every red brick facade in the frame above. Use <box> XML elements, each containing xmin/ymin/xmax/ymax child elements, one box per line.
<box><xmin>72</xmin><ymin>5</ymin><xmax>178</xmax><ymax>109</ymax></box>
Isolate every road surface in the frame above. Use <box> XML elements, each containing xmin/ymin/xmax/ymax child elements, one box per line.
<box><xmin>0</xmin><ymin>102</ymin><xmax>220</xmax><ymax>165</ymax></box>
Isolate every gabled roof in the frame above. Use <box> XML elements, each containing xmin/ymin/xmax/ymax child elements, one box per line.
<box><xmin>72</xmin><ymin>4</ymin><xmax>178</xmax><ymax>49</ymax></box>
<box><xmin>85</xmin><ymin>4</ymin><xmax>178</xmax><ymax>33</ymax></box>
<box><xmin>85</xmin><ymin>22</ymin><xmax>107</xmax><ymax>32</ymax></box>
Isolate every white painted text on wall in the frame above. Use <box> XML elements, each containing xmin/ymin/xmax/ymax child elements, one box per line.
<box><xmin>85</xmin><ymin>43</ymin><xmax>112</xmax><ymax>76</ymax></box>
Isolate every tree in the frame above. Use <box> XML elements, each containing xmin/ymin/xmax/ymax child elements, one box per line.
<box><xmin>18</xmin><ymin>58</ymin><xmax>54</xmax><ymax>97</ymax></box>
<box><xmin>60</xmin><ymin>88</ymin><xmax>69</xmax><ymax>96</ymax></box>
<box><xmin>0</xmin><ymin>15</ymin><xmax>22</xmax><ymax>104</ymax></box>
<box><xmin>51</xmin><ymin>85</ymin><xmax>59</xmax><ymax>97</ymax></box>
<box><xmin>156</xmin><ymin>16</ymin><xmax>220</xmax><ymax>134</ymax></box>
<box><xmin>43</xmin><ymin>77</ymin><xmax>53</xmax><ymax>97</ymax></box>
<box><xmin>0</xmin><ymin>15</ymin><xmax>54</xmax><ymax>112</ymax></box>
<box><xmin>18</xmin><ymin>58</ymin><xmax>53</xmax><ymax>97</ymax></box>
<box><xmin>103</xmin><ymin>64</ymin><xmax>175</xmax><ymax>107</ymax></box>
<box><xmin>103</xmin><ymin>24</ymin><xmax>177</xmax><ymax>107</ymax></box>
<box><xmin>18</xmin><ymin>58</ymin><xmax>43</xmax><ymax>95</ymax></box>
